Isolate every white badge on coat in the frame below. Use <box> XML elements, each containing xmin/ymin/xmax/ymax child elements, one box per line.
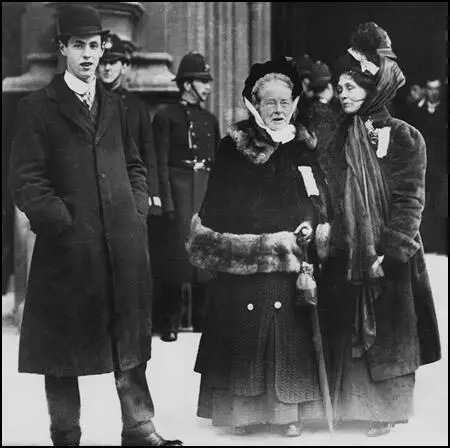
<box><xmin>298</xmin><ymin>166</ymin><xmax>320</xmax><ymax>197</ymax></box>
<box><xmin>376</xmin><ymin>127</ymin><xmax>391</xmax><ymax>159</ymax></box>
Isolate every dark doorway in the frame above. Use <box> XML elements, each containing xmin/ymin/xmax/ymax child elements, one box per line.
<box><xmin>271</xmin><ymin>2</ymin><xmax>447</xmax><ymax>85</ymax></box>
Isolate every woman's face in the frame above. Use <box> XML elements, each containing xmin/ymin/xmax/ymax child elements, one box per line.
<box><xmin>256</xmin><ymin>79</ymin><xmax>293</xmax><ymax>131</ymax></box>
<box><xmin>337</xmin><ymin>74</ymin><xmax>368</xmax><ymax>114</ymax></box>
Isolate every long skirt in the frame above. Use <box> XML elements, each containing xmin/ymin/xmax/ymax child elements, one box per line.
<box><xmin>331</xmin><ymin>336</ymin><xmax>415</xmax><ymax>423</ymax></box>
<box><xmin>320</xmin><ymin>257</ymin><xmax>415</xmax><ymax>423</ymax></box>
<box><xmin>195</xmin><ymin>272</ymin><xmax>324</xmax><ymax>428</ymax></box>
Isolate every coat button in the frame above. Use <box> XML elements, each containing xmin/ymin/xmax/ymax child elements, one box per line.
<box><xmin>247</xmin><ymin>303</ymin><xmax>254</xmax><ymax>311</ymax></box>
<box><xmin>274</xmin><ymin>301</ymin><xmax>282</xmax><ymax>309</ymax></box>
<box><xmin>99</xmin><ymin>173</ymin><xmax>106</xmax><ymax>179</ymax></box>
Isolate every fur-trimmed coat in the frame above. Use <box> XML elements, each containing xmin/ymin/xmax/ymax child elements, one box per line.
<box><xmin>187</xmin><ymin>119</ymin><xmax>331</xmax><ymax>402</ymax></box>
<box><xmin>316</xmin><ymin>109</ymin><xmax>441</xmax><ymax>382</ymax></box>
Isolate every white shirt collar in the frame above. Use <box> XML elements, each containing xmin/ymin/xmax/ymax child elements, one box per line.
<box><xmin>64</xmin><ymin>70</ymin><xmax>96</xmax><ymax>97</ymax></box>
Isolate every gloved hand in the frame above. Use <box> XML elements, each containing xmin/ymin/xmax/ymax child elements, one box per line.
<box><xmin>294</xmin><ymin>222</ymin><xmax>314</xmax><ymax>246</ymax></box>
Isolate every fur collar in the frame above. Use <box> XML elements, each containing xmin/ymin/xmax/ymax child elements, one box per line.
<box><xmin>227</xmin><ymin>119</ymin><xmax>312</xmax><ymax>164</ymax></box>
<box><xmin>186</xmin><ymin>214</ymin><xmax>305</xmax><ymax>275</ymax></box>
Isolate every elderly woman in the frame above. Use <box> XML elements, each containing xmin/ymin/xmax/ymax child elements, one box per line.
<box><xmin>186</xmin><ymin>59</ymin><xmax>330</xmax><ymax>436</ymax></box>
<box><xmin>316</xmin><ymin>23</ymin><xmax>441</xmax><ymax>437</ymax></box>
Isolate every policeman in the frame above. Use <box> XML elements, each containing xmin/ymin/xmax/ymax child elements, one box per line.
<box><xmin>98</xmin><ymin>33</ymin><xmax>161</xmax><ymax>216</ymax></box>
<box><xmin>153</xmin><ymin>52</ymin><xmax>220</xmax><ymax>342</ymax></box>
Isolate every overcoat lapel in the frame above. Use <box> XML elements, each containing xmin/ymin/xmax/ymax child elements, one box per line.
<box><xmin>45</xmin><ymin>74</ymin><xmax>97</xmax><ymax>136</ymax></box>
<box><xmin>95</xmin><ymin>81</ymin><xmax>116</xmax><ymax>142</ymax></box>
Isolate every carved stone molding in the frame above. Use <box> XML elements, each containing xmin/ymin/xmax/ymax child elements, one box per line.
<box><xmin>126</xmin><ymin>52</ymin><xmax>177</xmax><ymax>94</ymax></box>
<box><xmin>2</xmin><ymin>52</ymin><xmax>58</xmax><ymax>93</ymax></box>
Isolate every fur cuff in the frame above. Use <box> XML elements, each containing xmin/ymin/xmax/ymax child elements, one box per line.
<box><xmin>382</xmin><ymin>227</ymin><xmax>421</xmax><ymax>262</ymax></box>
<box><xmin>186</xmin><ymin>214</ymin><xmax>304</xmax><ymax>275</ymax></box>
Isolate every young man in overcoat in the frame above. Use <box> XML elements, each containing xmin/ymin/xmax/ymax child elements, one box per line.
<box><xmin>8</xmin><ymin>5</ymin><xmax>182</xmax><ymax>447</ymax></box>
<box><xmin>152</xmin><ymin>52</ymin><xmax>220</xmax><ymax>342</ymax></box>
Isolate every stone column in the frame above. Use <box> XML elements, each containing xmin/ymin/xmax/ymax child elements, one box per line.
<box><xmin>160</xmin><ymin>2</ymin><xmax>272</xmax><ymax>134</ymax></box>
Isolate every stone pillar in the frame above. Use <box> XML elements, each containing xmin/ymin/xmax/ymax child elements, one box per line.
<box><xmin>159</xmin><ymin>2</ymin><xmax>272</xmax><ymax>135</ymax></box>
<box><xmin>2</xmin><ymin>2</ymin><xmax>58</xmax><ymax>327</ymax></box>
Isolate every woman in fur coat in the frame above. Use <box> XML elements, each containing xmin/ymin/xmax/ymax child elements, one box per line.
<box><xmin>316</xmin><ymin>23</ymin><xmax>441</xmax><ymax>437</ymax></box>
<box><xmin>186</xmin><ymin>58</ymin><xmax>331</xmax><ymax>437</ymax></box>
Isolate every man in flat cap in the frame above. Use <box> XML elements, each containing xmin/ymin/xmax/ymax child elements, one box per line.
<box><xmin>153</xmin><ymin>52</ymin><xmax>220</xmax><ymax>343</ymax></box>
<box><xmin>9</xmin><ymin>5</ymin><xmax>182</xmax><ymax>446</ymax></box>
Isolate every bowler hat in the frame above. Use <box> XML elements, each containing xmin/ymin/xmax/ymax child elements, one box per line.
<box><xmin>242</xmin><ymin>57</ymin><xmax>302</xmax><ymax>101</ymax></box>
<box><xmin>55</xmin><ymin>5</ymin><xmax>109</xmax><ymax>38</ymax></box>
<box><xmin>174</xmin><ymin>52</ymin><xmax>213</xmax><ymax>82</ymax></box>
<box><xmin>101</xmin><ymin>34</ymin><xmax>128</xmax><ymax>62</ymax></box>
<box><xmin>309</xmin><ymin>61</ymin><xmax>332</xmax><ymax>89</ymax></box>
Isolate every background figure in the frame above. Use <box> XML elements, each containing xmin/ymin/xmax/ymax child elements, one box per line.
<box><xmin>317</xmin><ymin>22</ymin><xmax>441</xmax><ymax>438</ymax></box>
<box><xmin>8</xmin><ymin>6</ymin><xmax>181</xmax><ymax>446</ymax></box>
<box><xmin>187</xmin><ymin>57</ymin><xmax>331</xmax><ymax>438</ymax></box>
<box><xmin>292</xmin><ymin>53</ymin><xmax>314</xmax><ymax>124</ymax></box>
<box><xmin>307</xmin><ymin>61</ymin><xmax>336</xmax><ymax>106</ymax></box>
<box><xmin>152</xmin><ymin>52</ymin><xmax>220</xmax><ymax>342</ymax></box>
<box><xmin>98</xmin><ymin>33</ymin><xmax>163</xmax><ymax>332</ymax></box>
<box><xmin>396</xmin><ymin>83</ymin><xmax>424</xmax><ymax>123</ymax></box>
<box><xmin>410</xmin><ymin>77</ymin><xmax>448</xmax><ymax>254</ymax></box>
<box><xmin>298</xmin><ymin>60</ymin><xmax>342</xmax><ymax>146</ymax></box>
<box><xmin>98</xmin><ymin>33</ymin><xmax>161</xmax><ymax>216</ymax></box>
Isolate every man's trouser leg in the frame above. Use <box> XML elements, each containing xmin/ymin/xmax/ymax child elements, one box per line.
<box><xmin>45</xmin><ymin>375</ymin><xmax>81</xmax><ymax>446</ymax></box>
<box><xmin>115</xmin><ymin>362</ymin><xmax>156</xmax><ymax>442</ymax></box>
<box><xmin>160</xmin><ymin>281</ymin><xmax>183</xmax><ymax>335</ymax></box>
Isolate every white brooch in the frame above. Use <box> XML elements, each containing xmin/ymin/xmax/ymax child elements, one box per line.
<box><xmin>376</xmin><ymin>127</ymin><xmax>390</xmax><ymax>158</ymax></box>
<box><xmin>364</xmin><ymin>120</ymin><xmax>390</xmax><ymax>158</ymax></box>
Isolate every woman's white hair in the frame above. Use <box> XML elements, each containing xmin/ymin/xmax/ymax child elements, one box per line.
<box><xmin>251</xmin><ymin>73</ymin><xmax>294</xmax><ymax>105</ymax></box>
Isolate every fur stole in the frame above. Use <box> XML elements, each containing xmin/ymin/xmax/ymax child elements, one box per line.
<box><xmin>227</xmin><ymin>119</ymin><xmax>314</xmax><ymax>164</ymax></box>
<box><xmin>186</xmin><ymin>214</ymin><xmax>305</xmax><ymax>275</ymax></box>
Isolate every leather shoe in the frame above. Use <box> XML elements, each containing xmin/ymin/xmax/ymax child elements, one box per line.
<box><xmin>122</xmin><ymin>431</ymin><xmax>183</xmax><ymax>446</ymax></box>
<box><xmin>160</xmin><ymin>331</ymin><xmax>178</xmax><ymax>342</ymax></box>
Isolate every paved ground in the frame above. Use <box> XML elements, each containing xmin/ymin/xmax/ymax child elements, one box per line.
<box><xmin>2</xmin><ymin>255</ymin><xmax>448</xmax><ymax>446</ymax></box>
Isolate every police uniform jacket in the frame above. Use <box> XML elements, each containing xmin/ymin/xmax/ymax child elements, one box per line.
<box><xmin>152</xmin><ymin>101</ymin><xmax>220</xmax><ymax>282</ymax></box>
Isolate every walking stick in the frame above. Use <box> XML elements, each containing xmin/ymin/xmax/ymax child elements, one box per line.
<box><xmin>295</xmin><ymin>223</ymin><xmax>334</xmax><ymax>433</ymax></box>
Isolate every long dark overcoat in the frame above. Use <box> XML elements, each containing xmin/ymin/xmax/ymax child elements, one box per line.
<box><xmin>187</xmin><ymin>119</ymin><xmax>331</xmax><ymax>403</ymax></box>
<box><xmin>152</xmin><ymin>102</ymin><xmax>220</xmax><ymax>283</ymax></box>
<box><xmin>9</xmin><ymin>74</ymin><xmax>152</xmax><ymax>376</ymax></box>
<box><xmin>316</xmin><ymin>110</ymin><xmax>441</xmax><ymax>382</ymax></box>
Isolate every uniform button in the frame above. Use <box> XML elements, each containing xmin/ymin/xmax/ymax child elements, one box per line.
<box><xmin>192</xmin><ymin>144</ymin><xmax>198</xmax><ymax>149</ymax></box>
<box><xmin>247</xmin><ymin>303</ymin><xmax>254</xmax><ymax>311</ymax></box>
<box><xmin>274</xmin><ymin>301</ymin><xmax>282</xmax><ymax>309</ymax></box>
<box><xmin>99</xmin><ymin>173</ymin><xmax>106</xmax><ymax>179</ymax></box>
<box><xmin>191</xmin><ymin>132</ymin><xmax>196</xmax><ymax>138</ymax></box>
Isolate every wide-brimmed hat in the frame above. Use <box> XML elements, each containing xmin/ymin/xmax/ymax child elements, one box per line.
<box><xmin>55</xmin><ymin>5</ymin><xmax>109</xmax><ymax>39</ymax></box>
<box><xmin>242</xmin><ymin>57</ymin><xmax>302</xmax><ymax>101</ymax></box>
<box><xmin>100</xmin><ymin>34</ymin><xmax>128</xmax><ymax>63</ymax></box>
<box><xmin>174</xmin><ymin>52</ymin><xmax>213</xmax><ymax>82</ymax></box>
